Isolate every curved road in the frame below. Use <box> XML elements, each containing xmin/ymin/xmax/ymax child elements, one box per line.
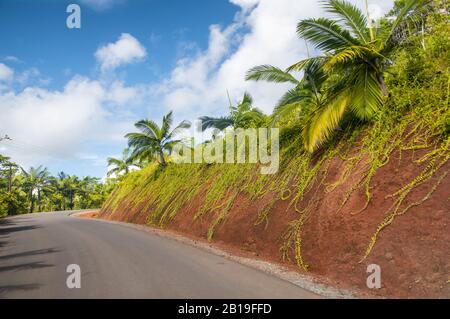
<box><xmin>0</xmin><ymin>211</ymin><xmax>319</xmax><ymax>299</ymax></box>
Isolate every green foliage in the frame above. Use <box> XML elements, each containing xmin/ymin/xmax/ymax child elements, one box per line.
<box><xmin>199</xmin><ymin>92</ymin><xmax>267</xmax><ymax>131</ymax></box>
<box><xmin>247</xmin><ymin>0</ymin><xmax>430</xmax><ymax>152</ymax></box>
<box><xmin>0</xmin><ymin>154</ymin><xmax>114</xmax><ymax>216</ymax></box>
<box><xmin>126</xmin><ymin>111</ymin><xmax>191</xmax><ymax>166</ymax></box>
<box><xmin>102</xmin><ymin>2</ymin><xmax>449</xmax><ymax>272</ymax></box>
<box><xmin>0</xmin><ymin>189</ymin><xmax>28</xmax><ymax>217</ymax></box>
<box><xmin>107</xmin><ymin>148</ymin><xmax>142</xmax><ymax>178</ymax></box>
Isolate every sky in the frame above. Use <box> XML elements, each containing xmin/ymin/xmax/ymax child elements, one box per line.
<box><xmin>0</xmin><ymin>0</ymin><xmax>394</xmax><ymax>178</ymax></box>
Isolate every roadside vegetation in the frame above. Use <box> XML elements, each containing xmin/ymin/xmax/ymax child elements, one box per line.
<box><xmin>102</xmin><ymin>0</ymin><xmax>449</xmax><ymax>271</ymax></box>
<box><xmin>0</xmin><ymin>155</ymin><xmax>115</xmax><ymax>217</ymax></box>
<box><xmin>2</xmin><ymin>0</ymin><xmax>448</xmax><ymax>275</ymax></box>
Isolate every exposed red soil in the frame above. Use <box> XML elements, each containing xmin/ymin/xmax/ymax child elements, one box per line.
<box><xmin>76</xmin><ymin>210</ymin><xmax>100</xmax><ymax>218</ymax></box>
<box><xmin>98</xmin><ymin>147</ymin><xmax>450</xmax><ymax>298</ymax></box>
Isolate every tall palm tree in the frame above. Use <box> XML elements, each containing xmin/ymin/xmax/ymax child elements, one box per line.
<box><xmin>21</xmin><ymin>166</ymin><xmax>50</xmax><ymax>213</ymax></box>
<box><xmin>199</xmin><ymin>92</ymin><xmax>266</xmax><ymax>131</ymax></box>
<box><xmin>106</xmin><ymin>148</ymin><xmax>141</xmax><ymax>177</ymax></box>
<box><xmin>285</xmin><ymin>0</ymin><xmax>429</xmax><ymax>151</ymax></box>
<box><xmin>125</xmin><ymin>111</ymin><xmax>191</xmax><ymax>166</ymax></box>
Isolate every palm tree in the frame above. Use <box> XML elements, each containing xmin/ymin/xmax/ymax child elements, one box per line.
<box><xmin>125</xmin><ymin>111</ymin><xmax>191</xmax><ymax>166</ymax></box>
<box><xmin>21</xmin><ymin>166</ymin><xmax>51</xmax><ymax>213</ymax></box>
<box><xmin>285</xmin><ymin>0</ymin><xmax>429</xmax><ymax>151</ymax></box>
<box><xmin>199</xmin><ymin>92</ymin><xmax>266</xmax><ymax>131</ymax></box>
<box><xmin>246</xmin><ymin>59</ymin><xmax>328</xmax><ymax>124</ymax></box>
<box><xmin>106</xmin><ymin>148</ymin><xmax>141</xmax><ymax>178</ymax></box>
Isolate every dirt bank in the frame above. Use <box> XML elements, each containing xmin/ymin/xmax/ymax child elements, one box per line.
<box><xmin>99</xmin><ymin>146</ymin><xmax>450</xmax><ymax>298</ymax></box>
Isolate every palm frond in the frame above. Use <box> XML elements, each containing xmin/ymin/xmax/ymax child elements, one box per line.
<box><xmin>161</xmin><ymin>111</ymin><xmax>174</xmax><ymax>139</ymax></box>
<box><xmin>134</xmin><ymin>119</ymin><xmax>160</xmax><ymax>139</ymax></box>
<box><xmin>241</xmin><ymin>92</ymin><xmax>253</xmax><ymax>106</ymax></box>
<box><xmin>324</xmin><ymin>0</ymin><xmax>369</xmax><ymax>43</ymax></box>
<box><xmin>287</xmin><ymin>56</ymin><xmax>326</xmax><ymax>73</ymax></box>
<box><xmin>166</xmin><ymin>120</ymin><xmax>191</xmax><ymax>140</ymax></box>
<box><xmin>246</xmin><ymin>65</ymin><xmax>299</xmax><ymax>84</ymax></box>
<box><xmin>276</xmin><ymin>87</ymin><xmax>309</xmax><ymax>109</ymax></box>
<box><xmin>106</xmin><ymin>157</ymin><xmax>123</xmax><ymax>167</ymax></box>
<box><xmin>323</xmin><ymin>45</ymin><xmax>385</xmax><ymax>71</ymax></box>
<box><xmin>348</xmin><ymin>65</ymin><xmax>384</xmax><ymax>120</ymax></box>
<box><xmin>129</xmin><ymin>147</ymin><xmax>156</xmax><ymax>163</ymax></box>
<box><xmin>236</xmin><ymin>108</ymin><xmax>266</xmax><ymax>126</ymax></box>
<box><xmin>302</xmin><ymin>90</ymin><xmax>351</xmax><ymax>152</ymax></box>
<box><xmin>125</xmin><ymin>132</ymin><xmax>158</xmax><ymax>148</ymax></box>
<box><xmin>297</xmin><ymin>18</ymin><xmax>359</xmax><ymax>52</ymax></box>
<box><xmin>198</xmin><ymin>116</ymin><xmax>234</xmax><ymax>131</ymax></box>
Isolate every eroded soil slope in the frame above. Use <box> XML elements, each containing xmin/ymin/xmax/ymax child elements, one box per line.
<box><xmin>100</xmin><ymin>145</ymin><xmax>449</xmax><ymax>298</ymax></box>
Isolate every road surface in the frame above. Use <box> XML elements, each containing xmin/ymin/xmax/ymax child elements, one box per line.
<box><xmin>0</xmin><ymin>211</ymin><xmax>320</xmax><ymax>299</ymax></box>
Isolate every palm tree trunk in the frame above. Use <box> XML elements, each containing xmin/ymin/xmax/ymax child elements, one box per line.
<box><xmin>8</xmin><ymin>164</ymin><xmax>12</xmax><ymax>193</ymax></box>
<box><xmin>29</xmin><ymin>191</ymin><xmax>34</xmax><ymax>214</ymax></box>
<box><xmin>37</xmin><ymin>189</ymin><xmax>41</xmax><ymax>212</ymax></box>
<box><xmin>378</xmin><ymin>74</ymin><xmax>388</xmax><ymax>97</ymax></box>
<box><xmin>159</xmin><ymin>150</ymin><xmax>166</xmax><ymax>166</ymax></box>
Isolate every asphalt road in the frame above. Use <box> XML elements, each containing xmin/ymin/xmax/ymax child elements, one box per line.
<box><xmin>0</xmin><ymin>211</ymin><xmax>320</xmax><ymax>299</ymax></box>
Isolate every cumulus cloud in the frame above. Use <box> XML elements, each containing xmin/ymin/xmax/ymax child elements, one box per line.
<box><xmin>0</xmin><ymin>63</ymin><xmax>14</xmax><ymax>82</ymax></box>
<box><xmin>157</xmin><ymin>0</ymin><xmax>394</xmax><ymax>122</ymax></box>
<box><xmin>229</xmin><ymin>0</ymin><xmax>259</xmax><ymax>10</ymax></box>
<box><xmin>95</xmin><ymin>33</ymin><xmax>147</xmax><ymax>72</ymax></box>
<box><xmin>0</xmin><ymin>76</ymin><xmax>138</xmax><ymax>167</ymax></box>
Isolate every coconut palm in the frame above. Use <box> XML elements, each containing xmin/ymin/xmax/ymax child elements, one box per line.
<box><xmin>125</xmin><ymin>111</ymin><xmax>191</xmax><ymax>166</ymax></box>
<box><xmin>21</xmin><ymin>166</ymin><xmax>51</xmax><ymax>213</ymax></box>
<box><xmin>284</xmin><ymin>0</ymin><xmax>429</xmax><ymax>151</ymax></box>
<box><xmin>199</xmin><ymin>92</ymin><xmax>266</xmax><ymax>131</ymax></box>
<box><xmin>107</xmin><ymin>148</ymin><xmax>141</xmax><ymax>177</ymax></box>
<box><xmin>63</xmin><ymin>175</ymin><xmax>79</xmax><ymax>210</ymax></box>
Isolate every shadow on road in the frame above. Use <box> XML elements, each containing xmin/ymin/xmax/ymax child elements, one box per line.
<box><xmin>0</xmin><ymin>248</ymin><xmax>60</xmax><ymax>261</ymax></box>
<box><xmin>0</xmin><ymin>283</ymin><xmax>42</xmax><ymax>294</ymax></box>
<box><xmin>0</xmin><ymin>261</ymin><xmax>54</xmax><ymax>273</ymax></box>
<box><xmin>0</xmin><ymin>225</ymin><xmax>41</xmax><ymax>236</ymax></box>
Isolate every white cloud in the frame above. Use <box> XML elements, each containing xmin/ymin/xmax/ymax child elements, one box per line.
<box><xmin>15</xmin><ymin>67</ymin><xmax>51</xmax><ymax>87</ymax></box>
<box><xmin>229</xmin><ymin>0</ymin><xmax>259</xmax><ymax>10</ymax></box>
<box><xmin>156</xmin><ymin>0</ymin><xmax>393</xmax><ymax>122</ymax></box>
<box><xmin>0</xmin><ymin>63</ymin><xmax>14</xmax><ymax>82</ymax></box>
<box><xmin>95</xmin><ymin>33</ymin><xmax>147</xmax><ymax>72</ymax></box>
<box><xmin>3</xmin><ymin>56</ymin><xmax>22</xmax><ymax>63</ymax></box>
<box><xmin>106</xmin><ymin>81</ymin><xmax>139</xmax><ymax>105</ymax></box>
<box><xmin>0</xmin><ymin>76</ymin><xmax>136</xmax><ymax>168</ymax></box>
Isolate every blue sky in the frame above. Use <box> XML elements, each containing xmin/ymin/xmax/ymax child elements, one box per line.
<box><xmin>0</xmin><ymin>0</ymin><xmax>393</xmax><ymax>178</ymax></box>
<box><xmin>0</xmin><ymin>0</ymin><xmax>238</xmax><ymax>88</ymax></box>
